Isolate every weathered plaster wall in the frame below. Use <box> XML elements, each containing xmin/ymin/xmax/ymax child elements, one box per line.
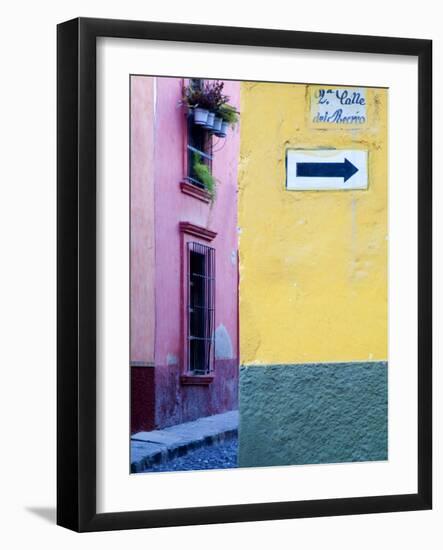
<box><xmin>238</xmin><ymin>82</ymin><xmax>388</xmax><ymax>466</ymax></box>
<box><xmin>130</xmin><ymin>77</ymin><xmax>156</xmax><ymax>434</ymax></box>
<box><xmin>130</xmin><ymin>76</ymin><xmax>155</xmax><ymax>364</ymax></box>
<box><xmin>153</xmin><ymin>78</ymin><xmax>240</xmax><ymax>371</ymax></box>
<box><xmin>239</xmin><ymin>362</ymin><xmax>387</xmax><ymax>466</ymax></box>
<box><xmin>155</xmin><ymin>360</ymin><xmax>238</xmax><ymax>428</ymax></box>
<box><xmin>152</xmin><ymin>77</ymin><xmax>241</xmax><ymax>428</ymax></box>
<box><xmin>238</xmin><ymin>83</ymin><xmax>388</xmax><ymax>364</ymax></box>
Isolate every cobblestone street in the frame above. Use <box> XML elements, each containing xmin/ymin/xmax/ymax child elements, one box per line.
<box><xmin>143</xmin><ymin>436</ymin><xmax>238</xmax><ymax>472</ymax></box>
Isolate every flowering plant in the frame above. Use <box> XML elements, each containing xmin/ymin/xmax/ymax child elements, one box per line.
<box><xmin>181</xmin><ymin>80</ymin><xmax>229</xmax><ymax>111</ymax></box>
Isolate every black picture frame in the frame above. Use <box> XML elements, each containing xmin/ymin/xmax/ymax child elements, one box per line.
<box><xmin>57</xmin><ymin>17</ymin><xmax>432</xmax><ymax>532</ymax></box>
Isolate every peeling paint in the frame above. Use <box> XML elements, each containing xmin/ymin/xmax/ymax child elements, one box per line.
<box><xmin>214</xmin><ymin>324</ymin><xmax>234</xmax><ymax>360</ymax></box>
<box><xmin>166</xmin><ymin>353</ymin><xmax>178</xmax><ymax>366</ymax></box>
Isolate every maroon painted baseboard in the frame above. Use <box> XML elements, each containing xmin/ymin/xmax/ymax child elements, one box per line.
<box><xmin>131</xmin><ymin>366</ymin><xmax>155</xmax><ymax>433</ymax></box>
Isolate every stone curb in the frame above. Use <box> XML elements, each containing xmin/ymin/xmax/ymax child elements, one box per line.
<box><xmin>131</xmin><ymin>411</ymin><xmax>239</xmax><ymax>473</ymax></box>
<box><xmin>131</xmin><ymin>429</ymin><xmax>237</xmax><ymax>473</ymax></box>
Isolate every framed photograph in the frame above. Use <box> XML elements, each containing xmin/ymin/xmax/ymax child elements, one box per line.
<box><xmin>57</xmin><ymin>17</ymin><xmax>432</xmax><ymax>532</ymax></box>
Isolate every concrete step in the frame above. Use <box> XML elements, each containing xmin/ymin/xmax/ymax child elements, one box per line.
<box><xmin>131</xmin><ymin>410</ymin><xmax>239</xmax><ymax>473</ymax></box>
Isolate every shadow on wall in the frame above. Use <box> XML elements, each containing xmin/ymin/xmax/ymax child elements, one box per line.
<box><xmin>25</xmin><ymin>507</ymin><xmax>56</xmax><ymax>524</ymax></box>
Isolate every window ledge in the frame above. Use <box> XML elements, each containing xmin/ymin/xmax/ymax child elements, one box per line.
<box><xmin>179</xmin><ymin>221</ymin><xmax>217</xmax><ymax>242</ymax></box>
<box><xmin>180</xmin><ymin>181</ymin><xmax>211</xmax><ymax>203</ymax></box>
<box><xmin>180</xmin><ymin>374</ymin><xmax>214</xmax><ymax>386</ymax></box>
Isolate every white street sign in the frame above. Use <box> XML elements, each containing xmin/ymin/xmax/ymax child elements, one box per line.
<box><xmin>310</xmin><ymin>87</ymin><xmax>367</xmax><ymax>126</ymax></box>
<box><xmin>286</xmin><ymin>149</ymin><xmax>368</xmax><ymax>191</ymax></box>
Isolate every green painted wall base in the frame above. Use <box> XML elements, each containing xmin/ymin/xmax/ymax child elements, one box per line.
<box><xmin>238</xmin><ymin>362</ymin><xmax>387</xmax><ymax>467</ymax></box>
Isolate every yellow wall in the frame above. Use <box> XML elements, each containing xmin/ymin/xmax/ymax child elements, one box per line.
<box><xmin>238</xmin><ymin>82</ymin><xmax>388</xmax><ymax>365</ymax></box>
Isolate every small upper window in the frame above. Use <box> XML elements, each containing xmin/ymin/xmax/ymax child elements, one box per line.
<box><xmin>186</xmin><ymin>79</ymin><xmax>213</xmax><ymax>188</ymax></box>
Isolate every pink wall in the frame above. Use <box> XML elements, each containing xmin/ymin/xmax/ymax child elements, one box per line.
<box><xmin>130</xmin><ymin>76</ymin><xmax>155</xmax><ymax>365</ymax></box>
<box><xmin>153</xmin><ymin>77</ymin><xmax>240</xmax><ymax>427</ymax></box>
<box><xmin>153</xmin><ymin>78</ymin><xmax>240</xmax><ymax>367</ymax></box>
<box><xmin>131</xmin><ymin>76</ymin><xmax>240</xmax><ymax>429</ymax></box>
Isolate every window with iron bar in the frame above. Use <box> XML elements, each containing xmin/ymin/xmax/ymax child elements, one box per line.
<box><xmin>187</xmin><ymin>242</ymin><xmax>215</xmax><ymax>374</ymax></box>
<box><xmin>186</xmin><ymin>78</ymin><xmax>213</xmax><ymax>187</ymax></box>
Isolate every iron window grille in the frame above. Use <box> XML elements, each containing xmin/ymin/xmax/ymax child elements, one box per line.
<box><xmin>187</xmin><ymin>242</ymin><xmax>215</xmax><ymax>374</ymax></box>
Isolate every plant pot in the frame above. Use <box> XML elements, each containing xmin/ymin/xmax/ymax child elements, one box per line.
<box><xmin>212</xmin><ymin>116</ymin><xmax>222</xmax><ymax>133</ymax></box>
<box><xmin>220</xmin><ymin>121</ymin><xmax>229</xmax><ymax>135</ymax></box>
<box><xmin>214</xmin><ymin>121</ymin><xmax>229</xmax><ymax>138</ymax></box>
<box><xmin>193</xmin><ymin>107</ymin><xmax>209</xmax><ymax>125</ymax></box>
<box><xmin>203</xmin><ymin>112</ymin><xmax>215</xmax><ymax>129</ymax></box>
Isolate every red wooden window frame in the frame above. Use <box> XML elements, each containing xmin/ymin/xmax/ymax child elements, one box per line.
<box><xmin>186</xmin><ymin>241</ymin><xmax>216</xmax><ymax>374</ymax></box>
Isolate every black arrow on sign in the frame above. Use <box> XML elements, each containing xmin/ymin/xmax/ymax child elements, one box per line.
<box><xmin>296</xmin><ymin>158</ymin><xmax>359</xmax><ymax>182</ymax></box>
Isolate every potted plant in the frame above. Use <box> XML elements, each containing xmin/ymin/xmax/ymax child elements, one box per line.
<box><xmin>192</xmin><ymin>153</ymin><xmax>216</xmax><ymax>201</ymax></box>
<box><xmin>181</xmin><ymin>81</ymin><xmax>234</xmax><ymax>134</ymax></box>
<box><xmin>181</xmin><ymin>83</ymin><xmax>209</xmax><ymax>125</ymax></box>
<box><xmin>217</xmin><ymin>103</ymin><xmax>240</xmax><ymax>136</ymax></box>
<box><xmin>194</xmin><ymin>106</ymin><xmax>209</xmax><ymax>125</ymax></box>
<box><xmin>212</xmin><ymin>116</ymin><xmax>223</xmax><ymax>134</ymax></box>
<box><xmin>201</xmin><ymin>81</ymin><xmax>229</xmax><ymax>130</ymax></box>
<box><xmin>203</xmin><ymin>111</ymin><xmax>216</xmax><ymax>130</ymax></box>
